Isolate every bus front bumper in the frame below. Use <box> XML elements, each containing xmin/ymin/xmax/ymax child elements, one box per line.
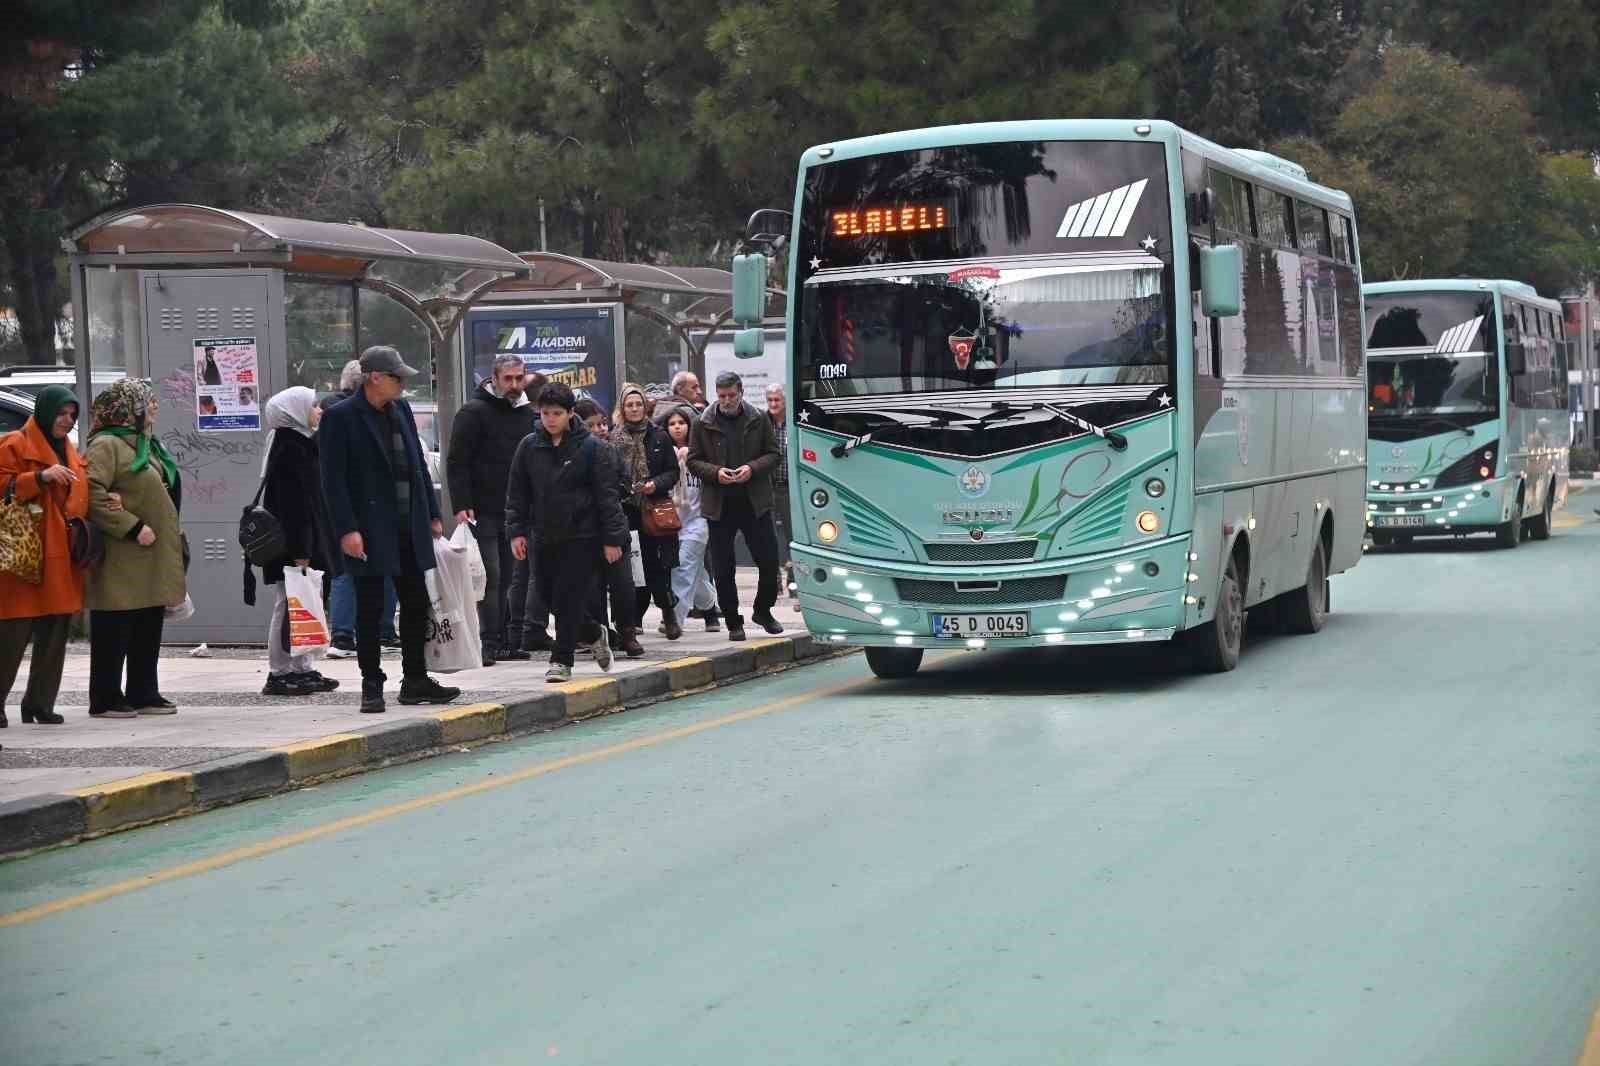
<box><xmin>791</xmin><ymin>537</ymin><xmax>1191</xmax><ymax>651</ymax></box>
<box><xmin>1366</xmin><ymin>477</ymin><xmax>1515</xmax><ymax>534</ymax></box>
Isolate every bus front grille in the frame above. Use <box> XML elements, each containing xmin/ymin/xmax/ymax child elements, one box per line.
<box><xmin>923</xmin><ymin>540</ymin><xmax>1038</xmax><ymax>563</ymax></box>
<box><xmin>894</xmin><ymin>575</ymin><xmax>1067</xmax><ymax>606</ymax></box>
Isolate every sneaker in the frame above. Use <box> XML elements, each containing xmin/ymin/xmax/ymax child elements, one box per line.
<box><xmin>134</xmin><ymin>697</ymin><xmax>179</xmax><ymax>715</ymax></box>
<box><xmin>704</xmin><ymin>612</ymin><xmax>722</xmax><ymax>633</ymax></box>
<box><xmin>481</xmin><ymin>644</ymin><xmax>498</xmax><ymax>667</ymax></box>
<box><xmin>751</xmin><ymin>613</ymin><xmax>785</xmax><ymax>636</ymax></box>
<box><xmin>326</xmin><ymin>636</ymin><xmax>357</xmax><ymax>659</ymax></box>
<box><xmin>381</xmin><ymin>635</ymin><xmax>402</xmax><ymax>649</ymax></box>
<box><xmin>727</xmin><ymin>627</ymin><xmax>747</xmax><ymax>642</ymax></box>
<box><xmin>263</xmin><ymin>674</ymin><xmax>316</xmax><ymax>697</ymax></box>
<box><xmin>545</xmin><ymin>662</ymin><xmax>572</xmax><ymax>683</ymax></box>
<box><xmin>398</xmin><ymin>676</ymin><xmax>462</xmax><ymax>706</ymax></box>
<box><xmin>360</xmin><ymin>680</ymin><xmax>385</xmax><ymax>714</ymax></box>
<box><xmin>498</xmin><ymin>646</ymin><xmax>531</xmax><ymax>661</ymax></box>
<box><xmin>621</xmin><ymin>630</ymin><xmax>646</xmax><ymax>658</ymax></box>
<box><xmin>591</xmin><ymin>632</ymin><xmax>614</xmax><ymax>672</ymax></box>
<box><xmin>295</xmin><ymin>671</ymin><xmax>340</xmax><ymax>693</ymax></box>
<box><xmin>90</xmin><ymin>705</ymin><xmax>138</xmax><ymax>719</ymax></box>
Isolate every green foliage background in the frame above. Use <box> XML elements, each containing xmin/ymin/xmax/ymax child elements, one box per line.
<box><xmin>4</xmin><ymin>0</ymin><xmax>1599</xmax><ymax>360</ymax></box>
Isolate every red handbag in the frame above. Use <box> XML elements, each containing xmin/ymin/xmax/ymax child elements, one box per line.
<box><xmin>641</xmin><ymin>496</ymin><xmax>682</xmax><ymax>536</ymax></box>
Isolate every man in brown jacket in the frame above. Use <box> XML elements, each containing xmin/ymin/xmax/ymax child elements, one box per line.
<box><xmin>686</xmin><ymin>371</ymin><xmax>783</xmax><ymax>641</ymax></box>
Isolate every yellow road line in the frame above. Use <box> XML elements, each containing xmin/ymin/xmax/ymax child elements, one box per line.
<box><xmin>1579</xmin><ymin>999</ymin><xmax>1600</xmax><ymax>1066</ymax></box>
<box><xmin>0</xmin><ymin>672</ymin><xmax>874</xmax><ymax>929</ymax></box>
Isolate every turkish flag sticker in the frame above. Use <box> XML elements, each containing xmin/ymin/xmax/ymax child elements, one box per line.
<box><xmin>949</xmin><ymin>333</ymin><xmax>975</xmax><ymax>370</ymax></box>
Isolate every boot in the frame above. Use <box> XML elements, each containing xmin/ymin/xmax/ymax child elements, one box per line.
<box><xmin>620</xmin><ymin>629</ymin><xmax>646</xmax><ymax>658</ymax></box>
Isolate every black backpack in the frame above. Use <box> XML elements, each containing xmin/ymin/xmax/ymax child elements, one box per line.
<box><xmin>239</xmin><ymin>467</ymin><xmax>286</xmax><ymax>606</ymax></box>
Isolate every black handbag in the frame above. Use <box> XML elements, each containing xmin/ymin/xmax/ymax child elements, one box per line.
<box><xmin>67</xmin><ymin>516</ymin><xmax>103</xmax><ymax>569</ymax></box>
<box><xmin>238</xmin><ymin>470</ymin><xmax>286</xmax><ymax>607</ymax></box>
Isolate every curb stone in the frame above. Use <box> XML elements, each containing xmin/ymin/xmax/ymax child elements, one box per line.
<box><xmin>0</xmin><ymin>634</ymin><xmax>854</xmax><ymax>858</ymax></box>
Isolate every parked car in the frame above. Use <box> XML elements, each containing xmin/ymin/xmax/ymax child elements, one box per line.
<box><xmin>0</xmin><ymin>365</ymin><xmax>124</xmax><ymax>401</ymax></box>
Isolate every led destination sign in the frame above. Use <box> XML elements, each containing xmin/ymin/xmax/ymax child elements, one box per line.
<box><xmin>830</xmin><ymin>201</ymin><xmax>952</xmax><ymax>238</ymax></box>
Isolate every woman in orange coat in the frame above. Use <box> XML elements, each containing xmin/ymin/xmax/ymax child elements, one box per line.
<box><xmin>0</xmin><ymin>385</ymin><xmax>89</xmax><ymax>728</ymax></box>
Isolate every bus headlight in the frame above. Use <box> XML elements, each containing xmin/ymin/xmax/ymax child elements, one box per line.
<box><xmin>1136</xmin><ymin>510</ymin><xmax>1161</xmax><ymax>534</ymax></box>
<box><xmin>817</xmin><ymin>520</ymin><xmax>839</xmax><ymax>543</ymax></box>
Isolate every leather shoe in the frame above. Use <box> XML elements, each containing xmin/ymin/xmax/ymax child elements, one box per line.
<box><xmin>751</xmin><ymin>613</ymin><xmax>785</xmax><ymax>635</ymax></box>
<box><xmin>399</xmin><ymin>676</ymin><xmax>461</xmax><ymax>705</ymax></box>
<box><xmin>22</xmin><ymin>708</ymin><xmax>66</xmax><ymax>724</ymax></box>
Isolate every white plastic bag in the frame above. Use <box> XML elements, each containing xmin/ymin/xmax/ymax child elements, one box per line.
<box><xmin>282</xmin><ymin>566</ymin><xmax>330</xmax><ymax>660</ymax></box>
<box><xmin>450</xmin><ymin>522</ymin><xmax>487</xmax><ymax>602</ymax></box>
<box><xmin>627</xmin><ymin>530</ymin><xmax>646</xmax><ymax>588</ymax></box>
<box><xmin>426</xmin><ymin>537</ymin><xmax>482</xmax><ymax>672</ymax></box>
<box><xmin>164</xmin><ymin>594</ymin><xmax>195</xmax><ymax>622</ymax></box>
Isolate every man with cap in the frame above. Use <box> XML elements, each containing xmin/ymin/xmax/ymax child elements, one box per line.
<box><xmin>319</xmin><ymin>345</ymin><xmax>461</xmax><ymax>713</ymax></box>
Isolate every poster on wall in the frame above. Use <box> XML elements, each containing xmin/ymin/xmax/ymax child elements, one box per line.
<box><xmin>465</xmin><ymin>305</ymin><xmax>619</xmax><ymax>416</ymax></box>
<box><xmin>192</xmin><ymin>336</ymin><xmax>261</xmax><ymax>431</ymax></box>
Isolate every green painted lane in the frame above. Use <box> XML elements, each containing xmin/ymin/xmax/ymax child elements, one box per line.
<box><xmin>4</xmin><ymin>523</ymin><xmax>1599</xmax><ymax>1065</ymax></box>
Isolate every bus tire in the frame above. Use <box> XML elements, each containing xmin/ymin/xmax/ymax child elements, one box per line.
<box><xmin>1279</xmin><ymin>537</ymin><xmax>1329</xmax><ymax>635</ymax></box>
<box><xmin>1185</xmin><ymin>555</ymin><xmax>1243</xmax><ymax>673</ymax></box>
<box><xmin>1527</xmin><ymin>481</ymin><xmax>1555</xmax><ymax>541</ymax></box>
<box><xmin>865</xmin><ymin>647</ymin><xmax>923</xmax><ymax>679</ymax></box>
<box><xmin>1495</xmin><ymin>491</ymin><xmax>1523</xmax><ymax>549</ymax></box>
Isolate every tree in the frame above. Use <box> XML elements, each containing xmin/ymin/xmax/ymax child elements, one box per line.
<box><xmin>1277</xmin><ymin>47</ymin><xmax>1573</xmax><ymax>287</ymax></box>
<box><xmin>1</xmin><ymin>1</ymin><xmax>316</xmax><ymax>363</ymax></box>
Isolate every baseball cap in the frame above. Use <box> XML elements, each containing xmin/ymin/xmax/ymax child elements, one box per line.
<box><xmin>359</xmin><ymin>345</ymin><xmax>419</xmax><ymax>378</ymax></box>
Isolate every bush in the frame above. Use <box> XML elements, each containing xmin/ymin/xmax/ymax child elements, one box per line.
<box><xmin>1570</xmin><ymin>446</ymin><xmax>1598</xmax><ymax>474</ymax></box>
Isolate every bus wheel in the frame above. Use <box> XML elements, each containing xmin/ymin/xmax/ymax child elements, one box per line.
<box><xmin>1527</xmin><ymin>481</ymin><xmax>1555</xmax><ymax>541</ymax></box>
<box><xmin>865</xmin><ymin>647</ymin><xmax>923</xmax><ymax>679</ymax></box>
<box><xmin>1279</xmin><ymin>537</ymin><xmax>1329</xmax><ymax>634</ymax></box>
<box><xmin>1185</xmin><ymin>555</ymin><xmax>1243</xmax><ymax>673</ymax></box>
<box><xmin>1495</xmin><ymin>493</ymin><xmax>1523</xmax><ymax>549</ymax></box>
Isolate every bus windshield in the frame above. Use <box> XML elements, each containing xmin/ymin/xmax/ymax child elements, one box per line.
<box><xmin>799</xmin><ymin>261</ymin><xmax>1168</xmax><ymax>400</ymax></box>
<box><xmin>1366</xmin><ymin>292</ymin><xmax>1498</xmax><ymax>418</ymax></box>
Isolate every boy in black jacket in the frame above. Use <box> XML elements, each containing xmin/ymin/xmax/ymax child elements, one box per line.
<box><xmin>506</xmin><ymin>383</ymin><xmax>629</xmax><ymax>682</ymax></box>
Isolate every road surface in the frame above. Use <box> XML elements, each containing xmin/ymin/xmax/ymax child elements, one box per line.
<box><xmin>4</xmin><ymin>520</ymin><xmax>1599</xmax><ymax>1065</ymax></box>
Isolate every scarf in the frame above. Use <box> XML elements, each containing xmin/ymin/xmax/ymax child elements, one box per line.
<box><xmin>261</xmin><ymin>386</ymin><xmax>318</xmax><ymax>474</ymax></box>
<box><xmin>92</xmin><ymin>379</ymin><xmax>178</xmax><ymax>487</ymax></box>
<box><xmin>607</xmin><ymin>388</ymin><xmax>650</xmax><ymax>508</ymax></box>
<box><xmin>31</xmin><ymin>384</ymin><xmax>76</xmax><ymax>462</ymax></box>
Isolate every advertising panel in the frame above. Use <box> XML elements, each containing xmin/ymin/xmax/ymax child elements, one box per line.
<box><xmin>465</xmin><ymin>304</ymin><xmax>620</xmax><ymax>415</ymax></box>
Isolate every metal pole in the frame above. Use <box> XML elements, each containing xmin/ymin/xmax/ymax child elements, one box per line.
<box><xmin>68</xmin><ymin>259</ymin><xmax>91</xmax><ymax>420</ymax></box>
<box><xmin>539</xmin><ymin>198</ymin><xmax>547</xmax><ymax>252</ymax></box>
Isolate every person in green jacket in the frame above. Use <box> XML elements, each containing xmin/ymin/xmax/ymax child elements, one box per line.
<box><xmin>85</xmin><ymin>379</ymin><xmax>186</xmax><ymax>719</ymax></box>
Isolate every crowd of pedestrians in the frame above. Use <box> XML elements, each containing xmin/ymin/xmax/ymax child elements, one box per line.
<box><xmin>0</xmin><ymin>347</ymin><xmax>792</xmax><ymax>731</ymax></box>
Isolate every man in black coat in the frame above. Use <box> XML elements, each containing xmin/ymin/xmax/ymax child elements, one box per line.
<box><xmin>446</xmin><ymin>354</ymin><xmax>535</xmax><ymax>665</ymax></box>
<box><xmin>319</xmin><ymin>345</ymin><xmax>461</xmax><ymax>713</ymax></box>
<box><xmin>506</xmin><ymin>382</ymin><xmax>629</xmax><ymax>683</ymax></box>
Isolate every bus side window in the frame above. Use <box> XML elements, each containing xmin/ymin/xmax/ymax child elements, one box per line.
<box><xmin>1504</xmin><ymin>303</ymin><xmax>1525</xmax><ymax>407</ymax></box>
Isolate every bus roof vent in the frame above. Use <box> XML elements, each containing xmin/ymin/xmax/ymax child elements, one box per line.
<box><xmin>1499</xmin><ymin>280</ymin><xmax>1541</xmax><ymax>301</ymax></box>
<box><xmin>1231</xmin><ymin>149</ymin><xmax>1309</xmax><ymax>182</ymax></box>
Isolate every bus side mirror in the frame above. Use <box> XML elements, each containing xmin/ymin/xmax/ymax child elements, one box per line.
<box><xmin>733</xmin><ymin>328</ymin><xmax>765</xmax><ymax>359</ymax></box>
<box><xmin>1200</xmin><ymin>244</ymin><xmax>1242</xmax><ymax>317</ymax></box>
<box><xmin>732</xmin><ymin>254</ymin><xmax>768</xmax><ymax>326</ymax></box>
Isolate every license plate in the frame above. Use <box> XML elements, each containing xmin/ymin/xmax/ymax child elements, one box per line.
<box><xmin>1373</xmin><ymin>515</ymin><xmax>1426</xmax><ymax>528</ymax></box>
<box><xmin>932</xmin><ymin>613</ymin><xmax>1030</xmax><ymax>638</ymax></box>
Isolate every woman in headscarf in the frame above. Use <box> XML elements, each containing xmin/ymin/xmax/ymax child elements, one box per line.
<box><xmin>257</xmin><ymin>386</ymin><xmax>340</xmax><ymax>696</ymax></box>
<box><xmin>0</xmin><ymin>385</ymin><xmax>88</xmax><ymax>728</ymax></box>
<box><xmin>85</xmin><ymin>379</ymin><xmax>186</xmax><ymax>719</ymax></box>
<box><xmin>610</xmin><ymin>383</ymin><xmax>681</xmax><ymax>653</ymax></box>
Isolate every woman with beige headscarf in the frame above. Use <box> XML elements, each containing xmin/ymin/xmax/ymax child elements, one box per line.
<box><xmin>609</xmin><ymin>383</ymin><xmax>681</xmax><ymax>652</ymax></box>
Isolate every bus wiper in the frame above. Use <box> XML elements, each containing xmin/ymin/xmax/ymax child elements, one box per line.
<box><xmin>1415</xmin><ymin>416</ymin><xmax>1474</xmax><ymax>438</ymax></box>
<box><xmin>830</xmin><ymin>419</ymin><xmax>921</xmax><ymax>458</ymax></box>
<box><xmin>1041</xmin><ymin>402</ymin><xmax>1129</xmax><ymax>451</ymax></box>
<box><xmin>977</xmin><ymin>400</ymin><xmax>1129</xmax><ymax>450</ymax></box>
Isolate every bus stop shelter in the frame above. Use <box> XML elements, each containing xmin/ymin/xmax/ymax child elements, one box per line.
<box><xmin>65</xmin><ymin>203</ymin><xmax>529</xmax><ymax>642</ymax></box>
<box><xmin>461</xmin><ymin>252</ymin><xmax>787</xmax><ymax>418</ymax></box>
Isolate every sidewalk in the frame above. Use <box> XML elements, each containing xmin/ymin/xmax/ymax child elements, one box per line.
<box><xmin>0</xmin><ymin>569</ymin><xmax>811</xmax><ymax>805</ymax></box>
